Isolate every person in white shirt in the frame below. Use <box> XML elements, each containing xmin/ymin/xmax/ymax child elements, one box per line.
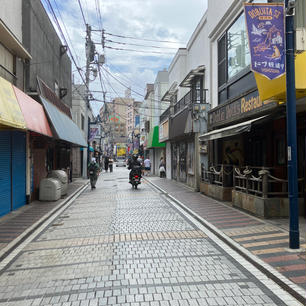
<box><xmin>143</xmin><ymin>157</ymin><xmax>151</xmax><ymax>176</ymax></box>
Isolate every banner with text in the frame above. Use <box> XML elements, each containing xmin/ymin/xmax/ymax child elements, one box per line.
<box><xmin>244</xmin><ymin>3</ymin><xmax>285</xmax><ymax>80</ymax></box>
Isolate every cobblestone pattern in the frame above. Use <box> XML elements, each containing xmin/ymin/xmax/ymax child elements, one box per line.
<box><xmin>0</xmin><ymin>172</ymin><xmax>290</xmax><ymax>305</ymax></box>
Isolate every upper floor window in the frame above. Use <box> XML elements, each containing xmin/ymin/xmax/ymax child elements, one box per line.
<box><xmin>227</xmin><ymin>13</ymin><xmax>250</xmax><ymax>80</ymax></box>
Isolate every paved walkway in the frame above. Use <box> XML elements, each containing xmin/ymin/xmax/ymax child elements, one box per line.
<box><xmin>0</xmin><ymin>169</ymin><xmax>304</xmax><ymax>305</ymax></box>
<box><xmin>0</xmin><ymin>178</ymin><xmax>88</xmax><ymax>258</ymax></box>
<box><xmin>145</xmin><ymin>176</ymin><xmax>306</xmax><ymax>293</ymax></box>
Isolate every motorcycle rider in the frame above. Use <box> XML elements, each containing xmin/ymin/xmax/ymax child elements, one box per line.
<box><xmin>128</xmin><ymin>154</ymin><xmax>142</xmax><ymax>183</ymax></box>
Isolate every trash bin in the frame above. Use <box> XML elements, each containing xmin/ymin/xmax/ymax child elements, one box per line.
<box><xmin>39</xmin><ymin>178</ymin><xmax>61</xmax><ymax>201</ymax></box>
<box><xmin>47</xmin><ymin>170</ymin><xmax>68</xmax><ymax>196</ymax></box>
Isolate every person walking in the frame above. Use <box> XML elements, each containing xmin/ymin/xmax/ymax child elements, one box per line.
<box><xmin>143</xmin><ymin>157</ymin><xmax>151</xmax><ymax>176</ymax></box>
<box><xmin>109</xmin><ymin>157</ymin><xmax>113</xmax><ymax>172</ymax></box>
<box><xmin>88</xmin><ymin>157</ymin><xmax>100</xmax><ymax>189</ymax></box>
<box><xmin>159</xmin><ymin>156</ymin><xmax>166</xmax><ymax>178</ymax></box>
<box><xmin>104</xmin><ymin>155</ymin><xmax>109</xmax><ymax>172</ymax></box>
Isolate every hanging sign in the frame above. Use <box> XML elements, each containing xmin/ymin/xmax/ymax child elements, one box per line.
<box><xmin>89</xmin><ymin>127</ymin><xmax>99</xmax><ymax>141</ymax></box>
<box><xmin>244</xmin><ymin>3</ymin><xmax>285</xmax><ymax>80</ymax></box>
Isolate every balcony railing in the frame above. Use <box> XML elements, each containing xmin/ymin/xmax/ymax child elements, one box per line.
<box><xmin>174</xmin><ymin>91</ymin><xmax>192</xmax><ymax>114</ymax></box>
<box><xmin>160</xmin><ymin>106</ymin><xmax>171</xmax><ymax>123</ymax></box>
<box><xmin>159</xmin><ymin>89</ymin><xmax>208</xmax><ymax>122</ymax></box>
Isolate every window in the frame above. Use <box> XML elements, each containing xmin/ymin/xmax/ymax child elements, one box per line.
<box><xmin>193</xmin><ymin>77</ymin><xmax>203</xmax><ymax>104</ymax></box>
<box><xmin>227</xmin><ymin>14</ymin><xmax>250</xmax><ymax>80</ymax></box>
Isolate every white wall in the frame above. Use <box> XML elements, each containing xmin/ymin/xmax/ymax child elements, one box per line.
<box><xmin>0</xmin><ymin>0</ymin><xmax>22</xmax><ymax>41</ymax></box>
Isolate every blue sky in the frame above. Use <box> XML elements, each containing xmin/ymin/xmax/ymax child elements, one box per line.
<box><xmin>42</xmin><ymin>0</ymin><xmax>208</xmax><ymax>114</ymax></box>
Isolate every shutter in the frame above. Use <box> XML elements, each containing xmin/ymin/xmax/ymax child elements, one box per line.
<box><xmin>12</xmin><ymin>131</ymin><xmax>26</xmax><ymax>210</ymax></box>
<box><xmin>0</xmin><ymin>131</ymin><xmax>11</xmax><ymax>216</ymax></box>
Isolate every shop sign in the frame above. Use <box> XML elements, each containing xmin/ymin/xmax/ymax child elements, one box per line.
<box><xmin>208</xmin><ymin>91</ymin><xmax>277</xmax><ymax>128</ymax></box>
<box><xmin>244</xmin><ymin>3</ymin><xmax>285</xmax><ymax>80</ymax></box>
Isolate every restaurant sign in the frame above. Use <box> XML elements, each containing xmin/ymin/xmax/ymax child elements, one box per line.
<box><xmin>208</xmin><ymin>91</ymin><xmax>277</xmax><ymax>128</ymax></box>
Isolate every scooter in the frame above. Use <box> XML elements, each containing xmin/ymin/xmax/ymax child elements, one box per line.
<box><xmin>129</xmin><ymin>169</ymin><xmax>142</xmax><ymax>189</ymax></box>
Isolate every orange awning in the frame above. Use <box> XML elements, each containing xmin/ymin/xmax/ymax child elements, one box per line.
<box><xmin>13</xmin><ymin>86</ymin><xmax>52</xmax><ymax>137</ymax></box>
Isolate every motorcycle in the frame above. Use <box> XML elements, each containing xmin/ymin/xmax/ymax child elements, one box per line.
<box><xmin>129</xmin><ymin>168</ymin><xmax>142</xmax><ymax>189</ymax></box>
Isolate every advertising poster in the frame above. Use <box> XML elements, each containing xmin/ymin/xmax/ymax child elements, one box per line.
<box><xmin>244</xmin><ymin>3</ymin><xmax>285</xmax><ymax>80</ymax></box>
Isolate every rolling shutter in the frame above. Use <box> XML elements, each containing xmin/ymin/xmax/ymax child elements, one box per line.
<box><xmin>0</xmin><ymin>131</ymin><xmax>11</xmax><ymax>216</ymax></box>
<box><xmin>12</xmin><ymin>131</ymin><xmax>26</xmax><ymax>210</ymax></box>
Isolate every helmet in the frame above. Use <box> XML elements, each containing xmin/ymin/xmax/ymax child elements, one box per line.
<box><xmin>132</xmin><ymin>154</ymin><xmax>138</xmax><ymax>161</ymax></box>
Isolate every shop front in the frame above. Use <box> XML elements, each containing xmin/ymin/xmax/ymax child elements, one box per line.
<box><xmin>13</xmin><ymin>85</ymin><xmax>53</xmax><ymax>202</ymax></box>
<box><xmin>0</xmin><ymin>77</ymin><xmax>27</xmax><ymax>216</ymax></box>
<box><xmin>147</xmin><ymin>126</ymin><xmax>166</xmax><ymax>175</ymax></box>
<box><xmin>169</xmin><ymin>107</ymin><xmax>196</xmax><ymax>188</ymax></box>
<box><xmin>200</xmin><ymin>89</ymin><xmax>306</xmax><ymax>218</ymax></box>
<box><xmin>40</xmin><ymin>96</ymin><xmax>87</xmax><ymax>184</ymax></box>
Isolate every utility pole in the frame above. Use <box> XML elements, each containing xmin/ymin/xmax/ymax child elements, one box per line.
<box><xmin>285</xmin><ymin>0</ymin><xmax>300</xmax><ymax>249</ymax></box>
<box><xmin>85</xmin><ymin>24</ymin><xmax>95</xmax><ymax>176</ymax></box>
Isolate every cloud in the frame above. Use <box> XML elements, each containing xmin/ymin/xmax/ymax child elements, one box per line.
<box><xmin>42</xmin><ymin>0</ymin><xmax>208</xmax><ymax>114</ymax></box>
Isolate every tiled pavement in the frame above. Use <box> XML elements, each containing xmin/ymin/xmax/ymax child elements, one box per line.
<box><xmin>0</xmin><ymin>169</ymin><xmax>304</xmax><ymax>305</ymax></box>
<box><xmin>0</xmin><ymin>178</ymin><xmax>88</xmax><ymax>256</ymax></box>
<box><xmin>146</xmin><ymin>176</ymin><xmax>306</xmax><ymax>292</ymax></box>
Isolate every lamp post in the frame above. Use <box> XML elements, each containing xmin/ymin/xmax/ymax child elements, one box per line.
<box><xmin>285</xmin><ymin>0</ymin><xmax>300</xmax><ymax>249</ymax></box>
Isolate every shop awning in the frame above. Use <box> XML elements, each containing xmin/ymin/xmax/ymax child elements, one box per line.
<box><xmin>40</xmin><ymin>96</ymin><xmax>87</xmax><ymax>147</ymax></box>
<box><xmin>147</xmin><ymin>126</ymin><xmax>166</xmax><ymax>149</ymax></box>
<box><xmin>199</xmin><ymin>115</ymin><xmax>268</xmax><ymax>141</ymax></box>
<box><xmin>13</xmin><ymin>86</ymin><xmax>52</xmax><ymax>137</ymax></box>
<box><xmin>179</xmin><ymin>65</ymin><xmax>205</xmax><ymax>88</ymax></box>
<box><xmin>0</xmin><ymin>76</ymin><xmax>26</xmax><ymax>129</ymax></box>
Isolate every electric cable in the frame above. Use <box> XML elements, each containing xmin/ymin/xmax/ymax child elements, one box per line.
<box><xmin>105</xmin><ymin>39</ymin><xmax>178</xmax><ymax>50</ymax></box>
<box><xmin>105</xmin><ymin>31</ymin><xmax>184</xmax><ymax>44</ymax></box>
<box><xmin>105</xmin><ymin>45</ymin><xmax>175</xmax><ymax>55</ymax></box>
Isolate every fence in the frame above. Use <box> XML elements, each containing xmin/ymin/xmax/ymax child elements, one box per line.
<box><xmin>201</xmin><ymin>164</ymin><xmax>233</xmax><ymax>187</ymax></box>
<box><xmin>233</xmin><ymin>166</ymin><xmax>304</xmax><ymax>198</ymax></box>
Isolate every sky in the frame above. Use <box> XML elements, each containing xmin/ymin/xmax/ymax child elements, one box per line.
<box><xmin>42</xmin><ymin>0</ymin><xmax>208</xmax><ymax>115</ymax></box>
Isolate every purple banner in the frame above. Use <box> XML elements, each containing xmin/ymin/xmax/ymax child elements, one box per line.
<box><xmin>244</xmin><ymin>3</ymin><xmax>285</xmax><ymax>80</ymax></box>
<box><xmin>89</xmin><ymin>127</ymin><xmax>99</xmax><ymax>142</ymax></box>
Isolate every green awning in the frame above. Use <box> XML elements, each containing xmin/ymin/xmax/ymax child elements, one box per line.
<box><xmin>147</xmin><ymin>126</ymin><xmax>166</xmax><ymax>149</ymax></box>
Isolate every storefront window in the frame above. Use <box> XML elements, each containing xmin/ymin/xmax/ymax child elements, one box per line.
<box><xmin>227</xmin><ymin>14</ymin><xmax>250</xmax><ymax>80</ymax></box>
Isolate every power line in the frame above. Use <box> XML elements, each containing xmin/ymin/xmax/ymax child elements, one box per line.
<box><xmin>105</xmin><ymin>45</ymin><xmax>175</xmax><ymax>55</ymax></box>
<box><xmin>105</xmin><ymin>39</ymin><xmax>178</xmax><ymax>50</ymax></box>
<box><xmin>102</xmin><ymin>66</ymin><xmax>170</xmax><ymax>105</ymax></box>
<box><xmin>77</xmin><ymin>0</ymin><xmax>87</xmax><ymax>27</ymax></box>
<box><xmin>105</xmin><ymin>31</ymin><xmax>184</xmax><ymax>44</ymax></box>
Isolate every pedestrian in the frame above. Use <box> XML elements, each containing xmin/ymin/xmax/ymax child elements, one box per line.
<box><xmin>109</xmin><ymin>156</ymin><xmax>113</xmax><ymax>172</ymax></box>
<box><xmin>159</xmin><ymin>157</ymin><xmax>166</xmax><ymax>178</ymax></box>
<box><xmin>143</xmin><ymin>156</ymin><xmax>151</xmax><ymax>176</ymax></box>
<box><xmin>104</xmin><ymin>155</ymin><xmax>109</xmax><ymax>172</ymax></box>
<box><xmin>88</xmin><ymin>157</ymin><xmax>100</xmax><ymax>189</ymax></box>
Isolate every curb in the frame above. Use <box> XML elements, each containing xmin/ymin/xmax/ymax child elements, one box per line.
<box><xmin>0</xmin><ymin>182</ymin><xmax>89</xmax><ymax>264</ymax></box>
<box><xmin>145</xmin><ymin>178</ymin><xmax>306</xmax><ymax>306</ymax></box>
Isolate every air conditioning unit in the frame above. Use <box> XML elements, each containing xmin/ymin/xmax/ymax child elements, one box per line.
<box><xmin>296</xmin><ymin>28</ymin><xmax>306</xmax><ymax>53</ymax></box>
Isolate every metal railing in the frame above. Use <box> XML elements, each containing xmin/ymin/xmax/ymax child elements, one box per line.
<box><xmin>174</xmin><ymin>91</ymin><xmax>192</xmax><ymax>114</ymax></box>
<box><xmin>160</xmin><ymin>89</ymin><xmax>209</xmax><ymax>122</ymax></box>
<box><xmin>160</xmin><ymin>106</ymin><xmax>171</xmax><ymax>123</ymax></box>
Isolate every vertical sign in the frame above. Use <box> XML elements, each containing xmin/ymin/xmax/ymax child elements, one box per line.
<box><xmin>244</xmin><ymin>3</ymin><xmax>285</xmax><ymax>80</ymax></box>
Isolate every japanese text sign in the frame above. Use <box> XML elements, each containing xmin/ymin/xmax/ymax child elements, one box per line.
<box><xmin>244</xmin><ymin>3</ymin><xmax>285</xmax><ymax>80</ymax></box>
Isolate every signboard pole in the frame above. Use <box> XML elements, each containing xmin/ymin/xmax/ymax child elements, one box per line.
<box><xmin>285</xmin><ymin>0</ymin><xmax>299</xmax><ymax>249</ymax></box>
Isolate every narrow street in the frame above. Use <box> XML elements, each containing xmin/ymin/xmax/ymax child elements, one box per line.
<box><xmin>0</xmin><ymin>169</ymin><xmax>302</xmax><ymax>306</ymax></box>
